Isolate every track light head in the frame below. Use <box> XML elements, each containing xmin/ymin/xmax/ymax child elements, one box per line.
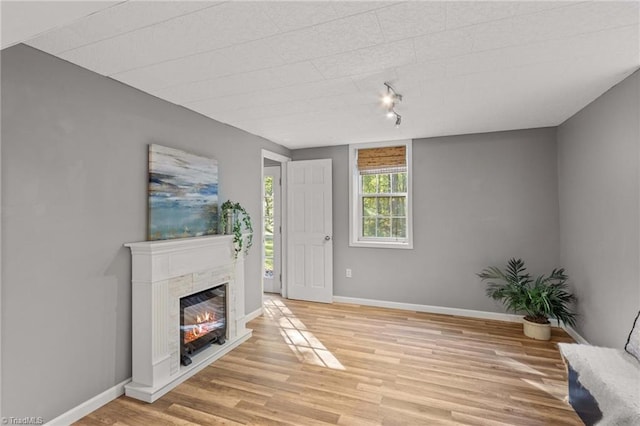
<box><xmin>382</xmin><ymin>82</ymin><xmax>402</xmax><ymax>106</ymax></box>
<box><xmin>382</xmin><ymin>82</ymin><xmax>403</xmax><ymax>127</ymax></box>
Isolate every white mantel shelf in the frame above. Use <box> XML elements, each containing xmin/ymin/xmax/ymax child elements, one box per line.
<box><xmin>124</xmin><ymin>234</ymin><xmax>252</xmax><ymax>403</ymax></box>
<box><xmin>126</xmin><ymin>234</ymin><xmax>235</xmax><ymax>253</ymax></box>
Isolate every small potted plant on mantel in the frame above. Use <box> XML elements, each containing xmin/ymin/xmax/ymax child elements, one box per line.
<box><xmin>477</xmin><ymin>258</ymin><xmax>577</xmax><ymax>340</ymax></box>
<box><xmin>219</xmin><ymin>200</ymin><xmax>253</xmax><ymax>258</ymax></box>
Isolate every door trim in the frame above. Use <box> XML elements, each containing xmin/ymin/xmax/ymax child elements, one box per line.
<box><xmin>260</xmin><ymin>150</ymin><xmax>291</xmax><ymax>299</ymax></box>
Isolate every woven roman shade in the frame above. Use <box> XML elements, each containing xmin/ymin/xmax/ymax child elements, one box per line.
<box><xmin>357</xmin><ymin>145</ymin><xmax>407</xmax><ymax>174</ymax></box>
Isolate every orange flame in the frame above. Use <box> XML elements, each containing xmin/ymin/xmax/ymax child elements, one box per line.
<box><xmin>184</xmin><ymin>311</ymin><xmax>216</xmax><ymax>344</ymax></box>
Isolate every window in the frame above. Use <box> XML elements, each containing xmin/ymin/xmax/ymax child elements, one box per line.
<box><xmin>349</xmin><ymin>140</ymin><xmax>413</xmax><ymax>249</ymax></box>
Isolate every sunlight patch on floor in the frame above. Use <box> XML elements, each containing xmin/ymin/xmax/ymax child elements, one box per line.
<box><xmin>499</xmin><ymin>357</ymin><xmax>546</xmax><ymax>376</ymax></box>
<box><xmin>264</xmin><ymin>298</ymin><xmax>345</xmax><ymax>370</ymax></box>
<box><xmin>521</xmin><ymin>378</ymin><xmax>565</xmax><ymax>401</ymax></box>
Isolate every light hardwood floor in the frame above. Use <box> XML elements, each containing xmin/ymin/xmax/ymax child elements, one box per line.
<box><xmin>76</xmin><ymin>296</ymin><xmax>582</xmax><ymax>425</ymax></box>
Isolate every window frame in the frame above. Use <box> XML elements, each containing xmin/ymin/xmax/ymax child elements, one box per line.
<box><xmin>348</xmin><ymin>140</ymin><xmax>413</xmax><ymax>249</ymax></box>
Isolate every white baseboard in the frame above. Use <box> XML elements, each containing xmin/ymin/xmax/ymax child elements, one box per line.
<box><xmin>243</xmin><ymin>306</ymin><xmax>263</xmax><ymax>324</ymax></box>
<box><xmin>333</xmin><ymin>295</ymin><xmax>523</xmax><ymax>323</ymax></box>
<box><xmin>46</xmin><ymin>378</ymin><xmax>131</xmax><ymax>426</ymax></box>
<box><xmin>333</xmin><ymin>296</ymin><xmax>590</xmax><ymax>342</ymax></box>
<box><xmin>561</xmin><ymin>324</ymin><xmax>590</xmax><ymax>344</ymax></box>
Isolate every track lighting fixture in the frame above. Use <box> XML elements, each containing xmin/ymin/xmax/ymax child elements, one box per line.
<box><xmin>382</xmin><ymin>82</ymin><xmax>402</xmax><ymax>127</ymax></box>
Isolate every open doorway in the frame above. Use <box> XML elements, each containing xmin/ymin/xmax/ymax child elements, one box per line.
<box><xmin>263</xmin><ymin>163</ymin><xmax>280</xmax><ymax>294</ymax></box>
<box><xmin>260</xmin><ymin>151</ymin><xmax>333</xmax><ymax>303</ymax></box>
<box><xmin>261</xmin><ymin>150</ymin><xmax>290</xmax><ymax>298</ymax></box>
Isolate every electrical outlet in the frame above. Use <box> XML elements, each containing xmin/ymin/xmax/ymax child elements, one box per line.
<box><xmin>346</xmin><ymin>268</ymin><xmax>352</xmax><ymax>278</ymax></box>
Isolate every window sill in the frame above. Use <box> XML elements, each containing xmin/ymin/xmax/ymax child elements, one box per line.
<box><xmin>349</xmin><ymin>240</ymin><xmax>413</xmax><ymax>250</ymax></box>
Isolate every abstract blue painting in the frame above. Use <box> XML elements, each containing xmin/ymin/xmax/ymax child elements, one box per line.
<box><xmin>148</xmin><ymin>144</ymin><xmax>218</xmax><ymax>240</ymax></box>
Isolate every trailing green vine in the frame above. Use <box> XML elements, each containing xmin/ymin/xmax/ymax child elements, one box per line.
<box><xmin>220</xmin><ymin>200</ymin><xmax>253</xmax><ymax>258</ymax></box>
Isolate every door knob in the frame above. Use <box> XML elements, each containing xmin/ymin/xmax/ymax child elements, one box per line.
<box><xmin>324</xmin><ymin>235</ymin><xmax>331</xmax><ymax>241</ymax></box>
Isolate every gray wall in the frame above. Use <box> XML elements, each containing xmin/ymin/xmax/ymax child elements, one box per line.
<box><xmin>557</xmin><ymin>70</ymin><xmax>640</xmax><ymax>347</ymax></box>
<box><xmin>293</xmin><ymin>128</ymin><xmax>561</xmax><ymax>312</ymax></box>
<box><xmin>1</xmin><ymin>44</ymin><xmax>289</xmax><ymax>420</ymax></box>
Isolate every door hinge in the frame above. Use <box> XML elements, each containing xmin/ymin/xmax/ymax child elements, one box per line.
<box><xmin>279</xmin><ymin>274</ymin><xmax>282</xmax><ymax>282</ymax></box>
<box><xmin>279</xmin><ymin>225</ymin><xmax>282</xmax><ymax>234</ymax></box>
<box><xmin>279</xmin><ymin>178</ymin><xmax>282</xmax><ymax>186</ymax></box>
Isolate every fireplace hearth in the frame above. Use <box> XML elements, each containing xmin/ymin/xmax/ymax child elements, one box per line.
<box><xmin>180</xmin><ymin>284</ymin><xmax>226</xmax><ymax>365</ymax></box>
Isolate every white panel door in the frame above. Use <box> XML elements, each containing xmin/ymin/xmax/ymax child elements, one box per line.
<box><xmin>286</xmin><ymin>159</ymin><xmax>333</xmax><ymax>303</ymax></box>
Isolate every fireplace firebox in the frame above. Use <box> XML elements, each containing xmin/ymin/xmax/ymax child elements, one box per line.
<box><xmin>180</xmin><ymin>284</ymin><xmax>226</xmax><ymax>366</ymax></box>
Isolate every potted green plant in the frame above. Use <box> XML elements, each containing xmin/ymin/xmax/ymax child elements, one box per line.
<box><xmin>219</xmin><ymin>200</ymin><xmax>253</xmax><ymax>258</ymax></box>
<box><xmin>477</xmin><ymin>258</ymin><xmax>576</xmax><ymax>340</ymax></box>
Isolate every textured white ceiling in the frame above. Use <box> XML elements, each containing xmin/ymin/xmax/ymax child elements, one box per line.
<box><xmin>0</xmin><ymin>1</ymin><xmax>118</xmax><ymax>49</ymax></box>
<box><xmin>18</xmin><ymin>1</ymin><xmax>640</xmax><ymax>149</ymax></box>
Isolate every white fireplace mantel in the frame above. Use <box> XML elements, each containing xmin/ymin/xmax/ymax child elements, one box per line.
<box><xmin>124</xmin><ymin>234</ymin><xmax>252</xmax><ymax>402</ymax></box>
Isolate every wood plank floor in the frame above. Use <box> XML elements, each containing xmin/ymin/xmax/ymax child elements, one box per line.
<box><xmin>76</xmin><ymin>296</ymin><xmax>582</xmax><ymax>425</ymax></box>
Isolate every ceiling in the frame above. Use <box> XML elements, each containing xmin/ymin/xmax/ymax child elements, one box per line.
<box><xmin>0</xmin><ymin>1</ymin><xmax>118</xmax><ymax>49</ymax></box>
<box><xmin>5</xmin><ymin>1</ymin><xmax>640</xmax><ymax>149</ymax></box>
